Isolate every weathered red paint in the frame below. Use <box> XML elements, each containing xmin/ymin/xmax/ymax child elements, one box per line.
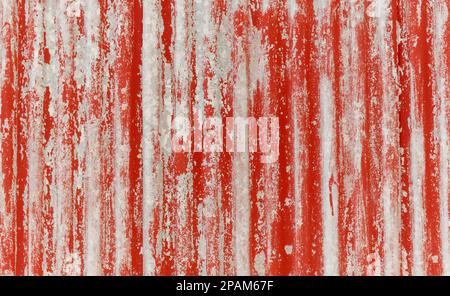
<box><xmin>0</xmin><ymin>0</ymin><xmax>448</xmax><ymax>276</ymax></box>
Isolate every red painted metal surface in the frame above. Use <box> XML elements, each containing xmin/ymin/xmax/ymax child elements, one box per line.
<box><xmin>0</xmin><ymin>0</ymin><xmax>449</xmax><ymax>275</ymax></box>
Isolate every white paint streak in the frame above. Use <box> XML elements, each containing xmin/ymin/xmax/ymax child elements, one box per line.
<box><xmin>142</xmin><ymin>0</ymin><xmax>162</xmax><ymax>276</ymax></box>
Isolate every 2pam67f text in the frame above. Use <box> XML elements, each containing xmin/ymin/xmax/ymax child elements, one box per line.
<box><xmin>219</xmin><ymin>280</ymin><xmax>274</xmax><ymax>291</ymax></box>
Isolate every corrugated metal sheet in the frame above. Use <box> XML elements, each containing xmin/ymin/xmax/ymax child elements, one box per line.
<box><xmin>0</xmin><ymin>0</ymin><xmax>448</xmax><ymax>275</ymax></box>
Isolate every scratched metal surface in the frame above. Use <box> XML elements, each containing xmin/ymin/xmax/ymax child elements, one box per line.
<box><xmin>0</xmin><ymin>0</ymin><xmax>449</xmax><ymax>275</ymax></box>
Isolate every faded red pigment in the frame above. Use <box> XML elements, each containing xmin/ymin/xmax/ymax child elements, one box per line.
<box><xmin>0</xmin><ymin>0</ymin><xmax>448</xmax><ymax>276</ymax></box>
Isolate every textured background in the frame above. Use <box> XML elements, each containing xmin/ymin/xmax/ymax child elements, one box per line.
<box><xmin>0</xmin><ymin>0</ymin><xmax>449</xmax><ymax>276</ymax></box>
